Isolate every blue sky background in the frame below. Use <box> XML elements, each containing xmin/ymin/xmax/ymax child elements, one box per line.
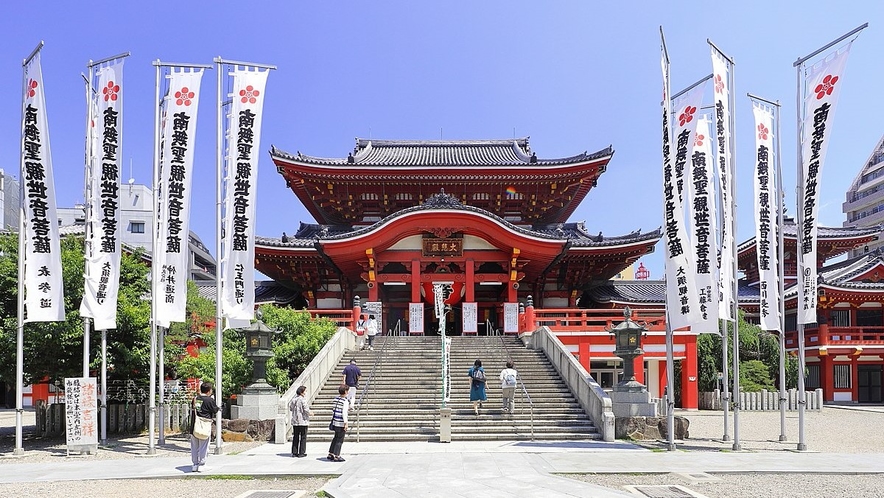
<box><xmin>1</xmin><ymin>1</ymin><xmax>882</xmax><ymax>279</ymax></box>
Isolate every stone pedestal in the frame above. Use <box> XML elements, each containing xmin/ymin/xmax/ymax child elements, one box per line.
<box><xmin>615</xmin><ymin>415</ymin><xmax>690</xmax><ymax>440</ymax></box>
<box><xmin>609</xmin><ymin>389</ymin><xmax>657</xmax><ymax>418</ymax></box>
<box><xmin>230</xmin><ymin>382</ymin><xmax>279</xmax><ymax>420</ymax></box>
<box><xmin>439</xmin><ymin>407</ymin><xmax>452</xmax><ymax>443</ymax></box>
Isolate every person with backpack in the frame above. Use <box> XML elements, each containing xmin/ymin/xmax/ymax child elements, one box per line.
<box><xmin>468</xmin><ymin>359</ymin><xmax>487</xmax><ymax>415</ymax></box>
<box><xmin>499</xmin><ymin>361</ymin><xmax>518</xmax><ymax>414</ymax></box>
<box><xmin>365</xmin><ymin>315</ymin><xmax>379</xmax><ymax>350</ymax></box>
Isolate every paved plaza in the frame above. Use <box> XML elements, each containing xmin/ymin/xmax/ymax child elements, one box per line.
<box><xmin>1</xmin><ymin>406</ymin><xmax>884</xmax><ymax>497</ymax></box>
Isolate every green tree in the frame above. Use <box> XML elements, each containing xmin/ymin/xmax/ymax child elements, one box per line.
<box><xmin>259</xmin><ymin>304</ymin><xmax>337</xmax><ymax>389</ymax></box>
<box><xmin>696</xmin><ymin>311</ymin><xmax>799</xmax><ymax>393</ymax></box>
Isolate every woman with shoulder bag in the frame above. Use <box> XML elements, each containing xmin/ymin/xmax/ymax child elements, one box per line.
<box><xmin>327</xmin><ymin>385</ymin><xmax>349</xmax><ymax>462</ymax></box>
<box><xmin>190</xmin><ymin>381</ymin><xmax>221</xmax><ymax>473</ymax></box>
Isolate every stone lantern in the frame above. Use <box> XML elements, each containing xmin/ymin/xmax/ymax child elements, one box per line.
<box><xmin>607</xmin><ymin>306</ymin><xmax>656</xmax><ymax>419</ymax></box>
<box><xmin>242</xmin><ymin>310</ymin><xmax>279</xmax><ymax>392</ymax></box>
<box><xmin>609</xmin><ymin>306</ymin><xmax>645</xmax><ymax>393</ymax></box>
<box><xmin>230</xmin><ymin>310</ymin><xmax>281</xmax><ymax>420</ymax></box>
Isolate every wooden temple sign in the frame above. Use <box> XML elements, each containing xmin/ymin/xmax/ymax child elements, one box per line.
<box><xmin>422</xmin><ymin>238</ymin><xmax>463</xmax><ymax>258</ymax></box>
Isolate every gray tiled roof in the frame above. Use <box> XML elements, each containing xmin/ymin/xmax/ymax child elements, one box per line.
<box><xmin>271</xmin><ymin>138</ymin><xmax>613</xmax><ymax>168</ymax></box>
<box><xmin>737</xmin><ymin>220</ymin><xmax>881</xmax><ymax>252</ymax></box>
<box><xmin>194</xmin><ymin>280</ymin><xmax>301</xmax><ymax>305</ymax></box>
<box><xmin>586</xmin><ymin>279</ymin><xmax>757</xmax><ymax>305</ymax></box>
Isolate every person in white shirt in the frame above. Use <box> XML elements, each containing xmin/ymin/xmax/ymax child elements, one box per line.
<box><xmin>499</xmin><ymin>361</ymin><xmax>518</xmax><ymax>414</ymax></box>
<box><xmin>366</xmin><ymin>315</ymin><xmax>379</xmax><ymax>350</ymax></box>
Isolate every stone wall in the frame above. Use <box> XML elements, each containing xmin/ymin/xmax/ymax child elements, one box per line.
<box><xmin>615</xmin><ymin>415</ymin><xmax>689</xmax><ymax>440</ymax></box>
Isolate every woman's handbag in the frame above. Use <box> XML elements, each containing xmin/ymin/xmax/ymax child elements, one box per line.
<box><xmin>193</xmin><ymin>412</ymin><xmax>213</xmax><ymax>440</ymax></box>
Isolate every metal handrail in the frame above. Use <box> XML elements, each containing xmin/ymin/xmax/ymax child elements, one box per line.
<box><xmin>353</xmin><ymin>333</ymin><xmax>390</xmax><ymax>442</ymax></box>
<box><xmin>497</xmin><ymin>334</ymin><xmax>534</xmax><ymax>440</ymax></box>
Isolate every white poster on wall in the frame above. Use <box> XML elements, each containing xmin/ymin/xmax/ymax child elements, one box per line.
<box><xmin>462</xmin><ymin>302</ymin><xmax>477</xmax><ymax>333</ymax></box>
<box><xmin>503</xmin><ymin>303</ymin><xmax>519</xmax><ymax>334</ymax></box>
<box><xmin>409</xmin><ymin>302</ymin><xmax>424</xmax><ymax>335</ymax></box>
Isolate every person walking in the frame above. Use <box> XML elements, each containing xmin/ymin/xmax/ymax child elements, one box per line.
<box><xmin>342</xmin><ymin>358</ymin><xmax>361</xmax><ymax>410</ymax></box>
<box><xmin>356</xmin><ymin>314</ymin><xmax>367</xmax><ymax>350</ymax></box>
<box><xmin>189</xmin><ymin>381</ymin><xmax>221</xmax><ymax>473</ymax></box>
<box><xmin>327</xmin><ymin>385</ymin><xmax>349</xmax><ymax>462</ymax></box>
<box><xmin>499</xmin><ymin>361</ymin><xmax>518</xmax><ymax>414</ymax></box>
<box><xmin>289</xmin><ymin>385</ymin><xmax>313</xmax><ymax>457</ymax></box>
<box><xmin>365</xmin><ymin>315</ymin><xmax>379</xmax><ymax>350</ymax></box>
<box><xmin>468</xmin><ymin>359</ymin><xmax>487</xmax><ymax>415</ymax></box>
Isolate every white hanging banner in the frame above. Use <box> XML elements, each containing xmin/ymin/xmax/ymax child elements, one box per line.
<box><xmin>752</xmin><ymin>102</ymin><xmax>781</xmax><ymax>331</ymax></box>
<box><xmin>661</xmin><ymin>55</ymin><xmax>701</xmax><ymax>331</ymax></box>
<box><xmin>687</xmin><ymin>116</ymin><xmax>720</xmax><ymax>332</ymax></box>
<box><xmin>81</xmin><ymin>62</ymin><xmax>124</xmax><ymax>330</ymax></box>
<box><xmin>221</xmin><ymin>68</ymin><xmax>269</xmax><ymax>321</ymax></box>
<box><xmin>711</xmin><ymin>48</ymin><xmax>736</xmax><ymax>322</ymax></box>
<box><xmin>798</xmin><ymin>44</ymin><xmax>852</xmax><ymax>325</ymax></box>
<box><xmin>21</xmin><ymin>51</ymin><xmax>65</xmax><ymax>323</ymax></box>
<box><xmin>156</xmin><ymin>69</ymin><xmax>204</xmax><ymax>328</ymax></box>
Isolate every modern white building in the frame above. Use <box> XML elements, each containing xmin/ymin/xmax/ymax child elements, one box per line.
<box><xmin>58</xmin><ymin>183</ymin><xmax>215</xmax><ymax>281</ymax></box>
<box><xmin>0</xmin><ymin>169</ymin><xmax>21</xmax><ymax>231</ymax></box>
<box><xmin>843</xmin><ymin>134</ymin><xmax>884</xmax><ymax>256</ymax></box>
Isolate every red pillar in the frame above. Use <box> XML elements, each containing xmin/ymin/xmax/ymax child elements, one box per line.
<box><xmin>581</xmin><ymin>339</ymin><xmax>591</xmax><ymax>372</ymax></box>
<box><xmin>820</xmin><ymin>354</ymin><xmax>834</xmax><ymax>402</ymax></box>
<box><xmin>525</xmin><ymin>299</ymin><xmax>536</xmax><ymax>332</ymax></box>
<box><xmin>633</xmin><ymin>355</ymin><xmax>645</xmax><ymax>384</ymax></box>
<box><xmin>352</xmin><ymin>303</ymin><xmax>362</xmax><ymax>331</ymax></box>
<box><xmin>411</xmin><ymin>260</ymin><xmax>421</xmax><ymax>303</ymax></box>
<box><xmin>680</xmin><ymin>335</ymin><xmax>699</xmax><ymax>409</ymax></box>
<box><xmin>465</xmin><ymin>259</ymin><xmax>475</xmax><ymax>303</ymax></box>
<box><xmin>657</xmin><ymin>360</ymin><xmax>668</xmax><ymax>399</ymax></box>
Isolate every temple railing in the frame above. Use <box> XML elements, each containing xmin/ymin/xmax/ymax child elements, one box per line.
<box><xmin>530</xmin><ymin>307</ymin><xmax>667</xmax><ymax>333</ymax></box>
<box><xmin>305</xmin><ymin>309</ymin><xmax>354</xmax><ymax>328</ymax></box>
<box><xmin>784</xmin><ymin>326</ymin><xmax>884</xmax><ymax>349</ymax></box>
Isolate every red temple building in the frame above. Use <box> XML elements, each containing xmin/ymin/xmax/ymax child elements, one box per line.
<box><xmin>253</xmin><ymin>137</ymin><xmax>710</xmax><ymax>404</ymax></box>
<box><xmin>252</xmin><ymin>137</ymin><xmax>884</xmax><ymax>408</ymax></box>
<box><xmin>737</xmin><ymin>221</ymin><xmax>884</xmax><ymax>403</ymax></box>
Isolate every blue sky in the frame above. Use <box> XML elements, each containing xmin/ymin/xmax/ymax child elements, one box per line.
<box><xmin>1</xmin><ymin>1</ymin><xmax>882</xmax><ymax>279</ymax></box>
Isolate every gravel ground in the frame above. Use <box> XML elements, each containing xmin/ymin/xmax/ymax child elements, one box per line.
<box><xmin>566</xmin><ymin>407</ymin><xmax>884</xmax><ymax>497</ymax></box>
<box><xmin>2</xmin><ymin>407</ymin><xmax>884</xmax><ymax>497</ymax></box>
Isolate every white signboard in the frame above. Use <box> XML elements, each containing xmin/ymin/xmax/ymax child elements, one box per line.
<box><xmin>503</xmin><ymin>303</ymin><xmax>519</xmax><ymax>334</ymax></box>
<box><xmin>462</xmin><ymin>302</ymin><xmax>477</xmax><ymax>334</ymax></box>
<box><xmin>362</xmin><ymin>301</ymin><xmax>382</xmax><ymax>321</ymax></box>
<box><xmin>409</xmin><ymin>302</ymin><xmax>424</xmax><ymax>335</ymax></box>
<box><xmin>65</xmin><ymin>377</ymin><xmax>98</xmax><ymax>453</ymax></box>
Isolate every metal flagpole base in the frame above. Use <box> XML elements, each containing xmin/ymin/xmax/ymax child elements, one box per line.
<box><xmin>13</xmin><ymin>448</ymin><xmax>24</xmax><ymax>456</ymax></box>
<box><xmin>721</xmin><ymin>434</ymin><xmax>730</xmax><ymax>441</ymax></box>
<box><xmin>666</xmin><ymin>442</ymin><xmax>676</xmax><ymax>451</ymax></box>
<box><xmin>797</xmin><ymin>443</ymin><xmax>807</xmax><ymax>451</ymax></box>
<box><xmin>731</xmin><ymin>442</ymin><xmax>742</xmax><ymax>451</ymax></box>
<box><xmin>779</xmin><ymin>435</ymin><xmax>788</xmax><ymax>442</ymax></box>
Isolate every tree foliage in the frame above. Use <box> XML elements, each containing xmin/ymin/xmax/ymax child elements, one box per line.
<box><xmin>696</xmin><ymin>311</ymin><xmax>799</xmax><ymax>392</ymax></box>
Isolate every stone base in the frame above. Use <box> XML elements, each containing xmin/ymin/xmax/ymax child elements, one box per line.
<box><xmin>615</xmin><ymin>416</ymin><xmax>690</xmax><ymax>440</ymax></box>
<box><xmin>231</xmin><ymin>391</ymin><xmax>279</xmax><ymax>420</ymax></box>
<box><xmin>221</xmin><ymin>418</ymin><xmax>276</xmax><ymax>441</ymax></box>
<box><xmin>609</xmin><ymin>390</ymin><xmax>657</xmax><ymax>417</ymax></box>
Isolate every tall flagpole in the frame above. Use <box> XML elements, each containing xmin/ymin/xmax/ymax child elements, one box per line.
<box><xmin>725</xmin><ymin>46</ymin><xmax>741</xmax><ymax>453</ymax></box>
<box><xmin>709</xmin><ymin>39</ymin><xmax>734</xmax><ymax>445</ymax></box>
<box><xmin>793</xmin><ymin>22</ymin><xmax>867</xmax><ymax>452</ymax></box>
<box><xmin>660</xmin><ymin>27</ymin><xmax>676</xmax><ymax>452</ymax></box>
<box><xmin>214</xmin><ymin>56</ymin><xmax>225</xmax><ymax>455</ymax></box>
<box><xmin>214</xmin><ymin>57</ymin><xmax>275</xmax><ymax>453</ymax></box>
<box><xmin>148</xmin><ymin>60</ymin><xmax>162</xmax><ymax>455</ymax></box>
<box><xmin>83</xmin><ymin>65</ymin><xmax>93</xmax><ymax>380</ymax></box>
<box><xmin>774</xmin><ymin>98</ymin><xmax>787</xmax><ymax>443</ymax></box>
<box><xmin>15</xmin><ymin>40</ymin><xmax>44</xmax><ymax>456</ymax></box>
<box><xmin>749</xmin><ymin>92</ymin><xmax>787</xmax><ymax>442</ymax></box>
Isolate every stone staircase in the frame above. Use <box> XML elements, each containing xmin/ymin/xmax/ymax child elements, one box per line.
<box><xmin>305</xmin><ymin>335</ymin><xmax>600</xmax><ymax>442</ymax></box>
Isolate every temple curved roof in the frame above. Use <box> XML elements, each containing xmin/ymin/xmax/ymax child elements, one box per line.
<box><xmin>271</xmin><ymin>138</ymin><xmax>613</xmax><ymax>168</ymax></box>
<box><xmin>257</xmin><ymin>191</ymin><xmax>660</xmax><ymax>249</ymax></box>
